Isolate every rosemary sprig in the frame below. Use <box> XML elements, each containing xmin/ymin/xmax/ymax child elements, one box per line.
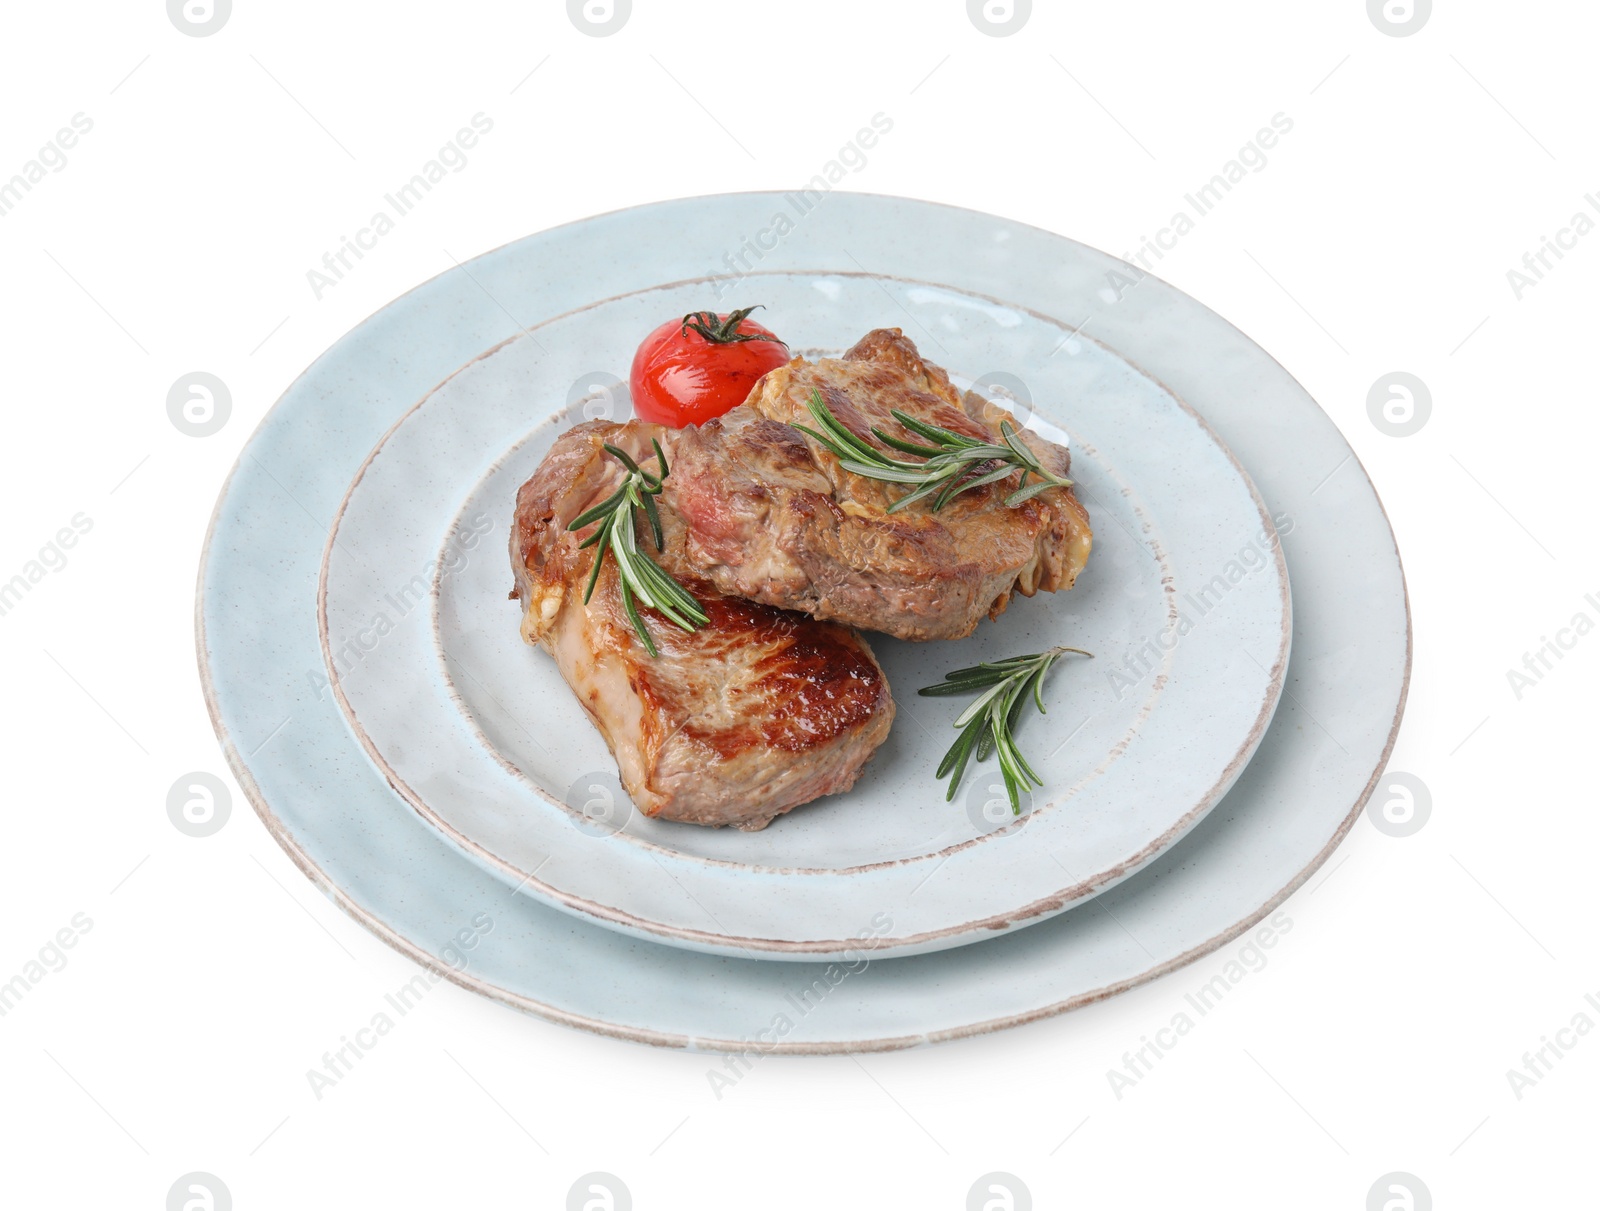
<box><xmin>792</xmin><ymin>388</ymin><xmax>1072</xmax><ymax>513</ymax></box>
<box><xmin>919</xmin><ymin>646</ymin><xmax>1093</xmax><ymax>812</ymax></box>
<box><xmin>567</xmin><ymin>441</ymin><xmax>709</xmax><ymax>657</ymax></box>
<box><xmin>680</xmin><ymin>304</ymin><xmax>784</xmax><ymax>346</ymax></box>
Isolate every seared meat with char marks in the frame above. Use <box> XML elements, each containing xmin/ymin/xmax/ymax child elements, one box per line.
<box><xmin>511</xmin><ymin>421</ymin><xmax>894</xmax><ymax>830</ymax></box>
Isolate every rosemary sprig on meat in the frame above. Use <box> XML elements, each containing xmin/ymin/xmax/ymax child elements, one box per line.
<box><xmin>567</xmin><ymin>441</ymin><xmax>709</xmax><ymax>657</ymax></box>
<box><xmin>920</xmin><ymin>646</ymin><xmax>1093</xmax><ymax>812</ymax></box>
<box><xmin>793</xmin><ymin>388</ymin><xmax>1073</xmax><ymax>513</ymax></box>
<box><xmin>680</xmin><ymin>304</ymin><xmax>783</xmax><ymax>345</ymax></box>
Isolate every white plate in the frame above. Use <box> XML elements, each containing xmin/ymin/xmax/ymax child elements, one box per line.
<box><xmin>199</xmin><ymin>194</ymin><xmax>1408</xmax><ymax>1050</ymax></box>
<box><xmin>320</xmin><ymin>273</ymin><xmax>1289</xmax><ymax>959</ymax></box>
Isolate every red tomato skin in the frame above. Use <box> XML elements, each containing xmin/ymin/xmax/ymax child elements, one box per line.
<box><xmin>629</xmin><ymin>313</ymin><xmax>790</xmax><ymax>427</ymax></box>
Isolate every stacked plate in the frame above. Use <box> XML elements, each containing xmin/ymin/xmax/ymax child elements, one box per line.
<box><xmin>199</xmin><ymin>194</ymin><xmax>1409</xmax><ymax>1051</ymax></box>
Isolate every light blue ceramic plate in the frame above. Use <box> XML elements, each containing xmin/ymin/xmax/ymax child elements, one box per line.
<box><xmin>318</xmin><ymin>273</ymin><xmax>1289</xmax><ymax>961</ymax></box>
<box><xmin>199</xmin><ymin>194</ymin><xmax>1408</xmax><ymax>1049</ymax></box>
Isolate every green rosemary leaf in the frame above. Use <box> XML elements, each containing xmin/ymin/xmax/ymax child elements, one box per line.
<box><xmin>882</xmin><ymin>477</ymin><xmax>950</xmax><ymax>514</ymax></box>
<box><xmin>581</xmin><ymin>525</ymin><xmax>610</xmax><ymax>603</ymax></box>
<box><xmin>962</xmin><ymin>463</ymin><xmax>1026</xmax><ymax>492</ymax></box>
<box><xmin>601</xmin><ymin>442</ymin><xmax>644</xmax><ymax>477</ymax></box>
<box><xmin>930</xmin><ymin>473</ymin><xmax>969</xmax><ymax>513</ymax></box>
<box><xmin>920</xmin><ymin>645</ymin><xmax>1093</xmax><ymax>808</ymax></box>
<box><xmin>940</xmin><ymin>666</ymin><xmax>1017</xmax><ymax>682</ymax></box>
<box><xmin>869</xmin><ymin>426</ymin><xmax>946</xmax><ymax>458</ymax></box>
<box><xmin>1000</xmin><ymin>719</ymin><xmax>1043</xmax><ymax>789</ymax></box>
<box><xmin>802</xmin><ymin>393</ymin><xmax>1069</xmax><ymax>514</ymax></box>
<box><xmin>804</xmin><ymin>390</ymin><xmax>890</xmax><ymax>466</ymax></box>
<box><xmin>975</xmin><ymin>721</ymin><xmax>996</xmax><ymax>763</ymax></box>
<box><xmin>639</xmin><ymin>488</ymin><xmax>665</xmax><ymax>552</ymax></box>
<box><xmin>1004</xmin><ymin>478</ymin><xmax>1067</xmax><ymax>506</ymax></box>
<box><xmin>938</xmin><ymin>716</ymin><xmax>985</xmax><ymax>800</ymax></box>
<box><xmin>608</xmin><ymin>517</ymin><xmax>651</xmax><ymax>602</ymax></box>
<box><xmin>994</xmin><ymin>728</ymin><xmax>1026</xmax><ymax>795</ymax></box>
<box><xmin>946</xmin><ymin>443</ymin><xmax>1020</xmax><ymax>463</ymax></box>
<box><xmin>568</xmin><ymin>484</ymin><xmax>629</xmax><ymax>533</ymax></box>
<box><xmin>999</xmin><ymin>422</ymin><xmax>1043</xmax><ymax>471</ymax></box>
<box><xmin>933</xmin><ymin>462</ymin><xmax>1018</xmax><ymax>510</ymax></box>
<box><xmin>1004</xmin><ymin>676</ymin><xmax>1030</xmax><ymax>739</ymax></box>
<box><xmin>619</xmin><ymin>579</ymin><xmax>658</xmax><ymax>658</ymax></box>
<box><xmin>636</xmin><ymin>558</ymin><xmax>706</xmax><ymax>629</ymax></box>
<box><xmin>576</xmin><ymin>443</ymin><xmax>706</xmax><ymax>652</ymax></box>
<box><xmin>953</xmin><ymin>678</ymin><xmax>1013</xmax><ymax>729</ymax></box>
<box><xmin>889</xmin><ymin>409</ymin><xmax>982</xmax><ymax>449</ymax></box>
<box><xmin>789</xmin><ymin>423</ymin><xmax>850</xmax><ymax>461</ymax></box>
<box><xmin>936</xmin><ymin>716</ymin><xmax>977</xmax><ymax>779</ymax></box>
<box><xmin>1002</xmin><ymin>767</ymin><xmax>1022</xmax><ymax>815</ymax></box>
<box><xmin>917</xmin><ymin>674</ymin><xmax>1009</xmax><ymax>696</ymax></box>
<box><xmin>932</xmin><ymin>656</ymin><xmax>1040</xmax><ymax>681</ymax></box>
<box><xmin>1028</xmin><ymin>659</ymin><xmax>1052</xmax><ymax>713</ymax></box>
<box><xmin>840</xmin><ymin>461</ymin><xmax>936</xmax><ymax>484</ymax></box>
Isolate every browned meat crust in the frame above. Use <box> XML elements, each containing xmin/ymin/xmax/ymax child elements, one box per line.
<box><xmin>510</xmin><ymin>421</ymin><xmax>895</xmax><ymax>830</ymax></box>
<box><xmin>663</xmin><ymin>329</ymin><xmax>1092</xmax><ymax>640</ymax></box>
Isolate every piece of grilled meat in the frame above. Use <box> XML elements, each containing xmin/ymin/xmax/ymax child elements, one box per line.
<box><xmin>511</xmin><ymin>421</ymin><xmax>895</xmax><ymax>830</ymax></box>
<box><xmin>662</xmin><ymin>329</ymin><xmax>1092</xmax><ymax>640</ymax></box>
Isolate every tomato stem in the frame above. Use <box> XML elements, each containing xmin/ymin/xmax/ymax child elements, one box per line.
<box><xmin>680</xmin><ymin>305</ymin><xmax>783</xmax><ymax>346</ymax></box>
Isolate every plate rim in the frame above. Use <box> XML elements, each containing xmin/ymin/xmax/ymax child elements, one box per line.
<box><xmin>196</xmin><ymin>190</ymin><xmax>1409</xmax><ymax>1050</ymax></box>
<box><xmin>312</xmin><ymin>268</ymin><xmax>1293</xmax><ymax>957</ymax></box>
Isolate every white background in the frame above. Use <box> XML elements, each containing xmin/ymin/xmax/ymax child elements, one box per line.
<box><xmin>1</xmin><ymin>1</ymin><xmax>1595</xmax><ymax>1207</ymax></box>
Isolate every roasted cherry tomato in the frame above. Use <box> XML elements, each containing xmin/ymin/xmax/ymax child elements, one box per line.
<box><xmin>629</xmin><ymin>306</ymin><xmax>790</xmax><ymax>427</ymax></box>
